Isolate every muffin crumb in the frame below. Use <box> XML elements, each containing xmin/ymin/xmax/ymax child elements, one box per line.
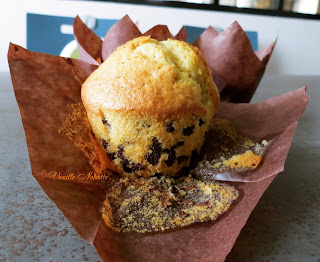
<box><xmin>102</xmin><ymin>175</ymin><xmax>238</xmax><ymax>233</ymax></box>
<box><xmin>196</xmin><ymin>118</ymin><xmax>267</xmax><ymax>172</ymax></box>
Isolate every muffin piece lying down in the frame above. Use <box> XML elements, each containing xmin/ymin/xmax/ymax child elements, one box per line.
<box><xmin>102</xmin><ymin>175</ymin><xmax>238</xmax><ymax>233</ymax></box>
<box><xmin>82</xmin><ymin>36</ymin><xmax>220</xmax><ymax>177</ymax></box>
<box><xmin>195</xmin><ymin>118</ymin><xmax>267</xmax><ymax>173</ymax></box>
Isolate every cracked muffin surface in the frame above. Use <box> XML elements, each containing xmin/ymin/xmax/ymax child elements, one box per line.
<box><xmin>82</xmin><ymin>36</ymin><xmax>219</xmax><ymax>177</ymax></box>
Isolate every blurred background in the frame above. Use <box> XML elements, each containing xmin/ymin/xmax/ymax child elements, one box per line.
<box><xmin>1</xmin><ymin>0</ymin><xmax>320</xmax><ymax>75</ymax></box>
<box><xmin>197</xmin><ymin>0</ymin><xmax>320</xmax><ymax>14</ymax></box>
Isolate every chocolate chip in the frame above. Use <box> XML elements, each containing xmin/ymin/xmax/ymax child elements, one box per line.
<box><xmin>145</xmin><ymin>138</ymin><xmax>162</xmax><ymax>165</ymax></box>
<box><xmin>122</xmin><ymin>164</ymin><xmax>133</xmax><ymax>173</ymax></box>
<box><xmin>102</xmin><ymin>118</ymin><xmax>111</xmax><ymax>129</ymax></box>
<box><xmin>177</xmin><ymin>155</ymin><xmax>189</xmax><ymax>164</ymax></box>
<box><xmin>172</xmin><ymin>141</ymin><xmax>184</xmax><ymax>149</ymax></box>
<box><xmin>130</xmin><ymin>162</ymin><xmax>144</xmax><ymax>172</ymax></box>
<box><xmin>106</xmin><ymin>152</ymin><xmax>116</xmax><ymax>160</ymax></box>
<box><xmin>117</xmin><ymin>145</ymin><xmax>129</xmax><ymax>164</ymax></box>
<box><xmin>117</xmin><ymin>145</ymin><xmax>144</xmax><ymax>173</ymax></box>
<box><xmin>101</xmin><ymin>139</ymin><xmax>109</xmax><ymax>149</ymax></box>
<box><xmin>190</xmin><ymin>150</ymin><xmax>199</xmax><ymax>167</ymax></box>
<box><xmin>199</xmin><ymin>118</ymin><xmax>205</xmax><ymax>126</ymax></box>
<box><xmin>163</xmin><ymin>148</ymin><xmax>176</xmax><ymax>167</ymax></box>
<box><xmin>162</xmin><ymin>141</ymin><xmax>184</xmax><ymax>166</ymax></box>
<box><xmin>14</xmin><ymin>45</ymin><xmax>18</xmax><ymax>52</ymax></box>
<box><xmin>183</xmin><ymin>125</ymin><xmax>195</xmax><ymax>136</ymax></box>
<box><xmin>166</xmin><ymin>121</ymin><xmax>175</xmax><ymax>133</ymax></box>
<box><xmin>117</xmin><ymin>145</ymin><xmax>128</xmax><ymax>162</ymax></box>
<box><xmin>171</xmin><ymin>186</ymin><xmax>180</xmax><ymax>196</ymax></box>
<box><xmin>101</xmin><ymin>139</ymin><xmax>116</xmax><ymax>160</ymax></box>
<box><xmin>153</xmin><ymin>173</ymin><xmax>163</xmax><ymax>178</ymax></box>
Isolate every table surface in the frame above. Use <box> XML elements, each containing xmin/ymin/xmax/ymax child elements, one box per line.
<box><xmin>0</xmin><ymin>72</ymin><xmax>319</xmax><ymax>262</ymax></box>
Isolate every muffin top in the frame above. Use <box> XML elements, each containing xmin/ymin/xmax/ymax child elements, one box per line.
<box><xmin>82</xmin><ymin>36</ymin><xmax>219</xmax><ymax>118</ymax></box>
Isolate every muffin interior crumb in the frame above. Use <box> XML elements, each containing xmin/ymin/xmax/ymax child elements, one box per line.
<box><xmin>103</xmin><ymin>175</ymin><xmax>238</xmax><ymax>233</ymax></box>
<box><xmin>196</xmin><ymin>118</ymin><xmax>267</xmax><ymax>172</ymax></box>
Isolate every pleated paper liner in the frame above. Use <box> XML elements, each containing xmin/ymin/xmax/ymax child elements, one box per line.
<box><xmin>8</xmin><ymin>42</ymin><xmax>308</xmax><ymax>261</ymax></box>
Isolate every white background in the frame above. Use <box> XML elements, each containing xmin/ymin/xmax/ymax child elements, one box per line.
<box><xmin>1</xmin><ymin>0</ymin><xmax>320</xmax><ymax>75</ymax></box>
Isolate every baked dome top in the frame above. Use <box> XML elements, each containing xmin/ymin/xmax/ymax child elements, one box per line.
<box><xmin>82</xmin><ymin>36</ymin><xmax>219</xmax><ymax>117</ymax></box>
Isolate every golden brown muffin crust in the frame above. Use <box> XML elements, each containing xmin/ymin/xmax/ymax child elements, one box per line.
<box><xmin>81</xmin><ymin>36</ymin><xmax>219</xmax><ymax>118</ymax></box>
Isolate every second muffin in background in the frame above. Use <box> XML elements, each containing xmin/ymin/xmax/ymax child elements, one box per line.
<box><xmin>81</xmin><ymin>36</ymin><xmax>220</xmax><ymax>177</ymax></box>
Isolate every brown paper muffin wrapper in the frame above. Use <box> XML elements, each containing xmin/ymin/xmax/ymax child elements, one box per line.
<box><xmin>8</xmin><ymin>42</ymin><xmax>308</xmax><ymax>261</ymax></box>
<box><xmin>74</xmin><ymin>15</ymin><xmax>275</xmax><ymax>102</ymax></box>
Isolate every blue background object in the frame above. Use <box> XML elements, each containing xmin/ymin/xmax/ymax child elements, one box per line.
<box><xmin>27</xmin><ymin>13</ymin><xmax>258</xmax><ymax>56</ymax></box>
<box><xmin>184</xmin><ymin>25</ymin><xmax>258</xmax><ymax>51</ymax></box>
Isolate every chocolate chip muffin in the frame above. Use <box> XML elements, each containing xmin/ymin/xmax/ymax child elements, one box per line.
<box><xmin>82</xmin><ymin>36</ymin><xmax>219</xmax><ymax>177</ymax></box>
